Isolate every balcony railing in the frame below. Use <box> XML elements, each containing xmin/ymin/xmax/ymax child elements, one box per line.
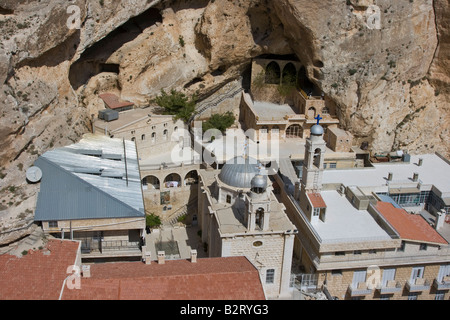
<box><xmin>433</xmin><ymin>277</ymin><xmax>450</xmax><ymax>291</ymax></box>
<box><xmin>377</xmin><ymin>281</ymin><xmax>403</xmax><ymax>294</ymax></box>
<box><xmin>348</xmin><ymin>282</ymin><xmax>373</xmax><ymax>296</ymax></box>
<box><xmin>80</xmin><ymin>239</ymin><xmax>141</xmax><ymax>254</ymax></box>
<box><xmin>405</xmin><ymin>278</ymin><xmax>431</xmax><ymax>292</ymax></box>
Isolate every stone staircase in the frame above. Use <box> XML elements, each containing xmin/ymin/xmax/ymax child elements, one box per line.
<box><xmin>191</xmin><ymin>80</ymin><xmax>244</xmax><ymax>121</ymax></box>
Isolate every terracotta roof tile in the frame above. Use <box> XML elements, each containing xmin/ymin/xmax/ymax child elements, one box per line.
<box><xmin>62</xmin><ymin>256</ymin><xmax>266</xmax><ymax>300</ymax></box>
<box><xmin>376</xmin><ymin>202</ymin><xmax>448</xmax><ymax>245</ymax></box>
<box><xmin>0</xmin><ymin>240</ymin><xmax>80</xmax><ymax>300</ymax></box>
<box><xmin>99</xmin><ymin>93</ymin><xmax>134</xmax><ymax>110</ymax></box>
<box><xmin>307</xmin><ymin>192</ymin><xmax>327</xmax><ymax>208</ymax></box>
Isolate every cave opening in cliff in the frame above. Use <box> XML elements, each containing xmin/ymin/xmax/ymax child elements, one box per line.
<box><xmin>69</xmin><ymin>7</ymin><xmax>162</xmax><ymax>90</ymax></box>
<box><xmin>297</xmin><ymin>66</ymin><xmax>320</xmax><ymax>96</ymax></box>
<box><xmin>0</xmin><ymin>7</ymin><xmax>14</xmax><ymax>15</ymax></box>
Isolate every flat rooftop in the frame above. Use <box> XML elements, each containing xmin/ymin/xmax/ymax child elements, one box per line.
<box><xmin>322</xmin><ymin>154</ymin><xmax>450</xmax><ymax>195</ymax></box>
<box><xmin>252</xmin><ymin>101</ymin><xmax>297</xmax><ymax>120</ymax></box>
<box><xmin>94</xmin><ymin>107</ymin><xmax>172</xmax><ymax>133</ymax></box>
<box><xmin>203</xmin><ymin>128</ymin><xmax>353</xmax><ymax>164</ymax></box>
<box><xmin>313</xmin><ymin>190</ymin><xmax>392</xmax><ymax>243</ymax></box>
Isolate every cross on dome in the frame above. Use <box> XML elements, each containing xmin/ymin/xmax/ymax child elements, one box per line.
<box><xmin>315</xmin><ymin>114</ymin><xmax>323</xmax><ymax>125</ymax></box>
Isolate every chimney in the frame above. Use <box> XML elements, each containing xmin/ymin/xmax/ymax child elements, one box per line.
<box><xmin>145</xmin><ymin>250</ymin><xmax>151</xmax><ymax>265</ymax></box>
<box><xmin>412</xmin><ymin>172</ymin><xmax>419</xmax><ymax>182</ymax></box>
<box><xmin>190</xmin><ymin>249</ymin><xmax>197</xmax><ymax>263</ymax></box>
<box><xmin>418</xmin><ymin>158</ymin><xmax>423</xmax><ymax>166</ymax></box>
<box><xmin>157</xmin><ymin>251</ymin><xmax>165</xmax><ymax>264</ymax></box>
<box><xmin>435</xmin><ymin>209</ymin><xmax>446</xmax><ymax>230</ymax></box>
<box><xmin>387</xmin><ymin>172</ymin><xmax>393</xmax><ymax>181</ymax></box>
<box><xmin>82</xmin><ymin>265</ymin><xmax>91</xmax><ymax>278</ymax></box>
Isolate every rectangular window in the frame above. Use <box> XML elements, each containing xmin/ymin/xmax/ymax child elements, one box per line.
<box><xmin>313</xmin><ymin>208</ymin><xmax>320</xmax><ymax>216</ymax></box>
<box><xmin>48</xmin><ymin>221</ymin><xmax>58</xmax><ymax>228</ymax></box>
<box><xmin>329</xmin><ymin>162</ymin><xmax>337</xmax><ymax>169</ymax></box>
<box><xmin>335</xmin><ymin>251</ymin><xmax>345</xmax><ymax>256</ymax></box>
<box><xmin>435</xmin><ymin>291</ymin><xmax>445</xmax><ymax>300</ymax></box>
<box><xmin>331</xmin><ymin>270</ymin><xmax>342</xmax><ymax>276</ymax></box>
<box><xmin>266</xmin><ymin>269</ymin><xmax>275</xmax><ymax>284</ymax></box>
<box><xmin>398</xmin><ymin>241</ymin><xmax>406</xmax><ymax>252</ymax></box>
<box><xmin>410</xmin><ymin>267</ymin><xmax>424</xmax><ymax>281</ymax></box>
<box><xmin>419</xmin><ymin>243</ymin><xmax>427</xmax><ymax>251</ymax></box>
<box><xmin>354</xmin><ymin>250</ymin><xmax>362</xmax><ymax>255</ymax></box>
<box><xmin>408</xmin><ymin>293</ymin><xmax>419</xmax><ymax>300</ymax></box>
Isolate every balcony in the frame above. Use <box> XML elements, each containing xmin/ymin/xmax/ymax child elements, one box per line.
<box><xmin>80</xmin><ymin>239</ymin><xmax>142</xmax><ymax>258</ymax></box>
<box><xmin>406</xmin><ymin>278</ymin><xmax>431</xmax><ymax>292</ymax></box>
<box><xmin>377</xmin><ymin>280</ymin><xmax>403</xmax><ymax>294</ymax></box>
<box><xmin>433</xmin><ymin>277</ymin><xmax>450</xmax><ymax>291</ymax></box>
<box><xmin>348</xmin><ymin>282</ymin><xmax>373</xmax><ymax>297</ymax></box>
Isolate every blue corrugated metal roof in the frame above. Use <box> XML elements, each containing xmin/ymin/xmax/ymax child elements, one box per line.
<box><xmin>33</xmin><ymin>134</ymin><xmax>145</xmax><ymax>222</ymax></box>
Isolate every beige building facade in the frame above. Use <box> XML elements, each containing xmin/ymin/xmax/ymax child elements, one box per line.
<box><xmin>278</xmin><ymin>124</ymin><xmax>450</xmax><ymax>300</ymax></box>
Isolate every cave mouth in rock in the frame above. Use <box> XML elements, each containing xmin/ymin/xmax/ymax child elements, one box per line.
<box><xmin>69</xmin><ymin>7</ymin><xmax>162</xmax><ymax>90</ymax></box>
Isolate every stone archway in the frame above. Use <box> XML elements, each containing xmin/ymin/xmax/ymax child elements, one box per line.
<box><xmin>142</xmin><ymin>175</ymin><xmax>160</xmax><ymax>190</ymax></box>
<box><xmin>184</xmin><ymin>170</ymin><xmax>198</xmax><ymax>186</ymax></box>
<box><xmin>164</xmin><ymin>173</ymin><xmax>182</xmax><ymax>188</ymax></box>
<box><xmin>265</xmin><ymin>61</ymin><xmax>281</xmax><ymax>84</ymax></box>
<box><xmin>282</xmin><ymin>62</ymin><xmax>297</xmax><ymax>86</ymax></box>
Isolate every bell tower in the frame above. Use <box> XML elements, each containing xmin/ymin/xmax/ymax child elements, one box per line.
<box><xmin>245</xmin><ymin>174</ymin><xmax>271</xmax><ymax>231</ymax></box>
<box><xmin>301</xmin><ymin>116</ymin><xmax>326</xmax><ymax>193</ymax></box>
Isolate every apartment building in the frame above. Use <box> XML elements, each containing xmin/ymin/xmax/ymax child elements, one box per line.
<box><xmin>278</xmin><ymin>123</ymin><xmax>450</xmax><ymax>300</ymax></box>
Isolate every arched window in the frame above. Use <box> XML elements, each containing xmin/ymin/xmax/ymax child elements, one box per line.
<box><xmin>265</xmin><ymin>61</ymin><xmax>281</xmax><ymax>84</ymax></box>
<box><xmin>184</xmin><ymin>170</ymin><xmax>198</xmax><ymax>186</ymax></box>
<box><xmin>313</xmin><ymin>148</ymin><xmax>321</xmax><ymax>168</ymax></box>
<box><xmin>255</xmin><ymin>208</ymin><xmax>264</xmax><ymax>230</ymax></box>
<box><xmin>141</xmin><ymin>134</ymin><xmax>145</xmax><ymax>140</ymax></box>
<box><xmin>143</xmin><ymin>175</ymin><xmax>160</xmax><ymax>189</ymax></box>
<box><xmin>308</xmin><ymin>107</ymin><xmax>316</xmax><ymax>119</ymax></box>
<box><xmin>282</xmin><ymin>63</ymin><xmax>297</xmax><ymax>86</ymax></box>
<box><xmin>164</xmin><ymin>173</ymin><xmax>181</xmax><ymax>188</ymax></box>
<box><xmin>151</xmin><ymin>132</ymin><xmax>156</xmax><ymax>143</ymax></box>
<box><xmin>163</xmin><ymin>129</ymin><xmax>168</xmax><ymax>141</ymax></box>
<box><xmin>286</xmin><ymin>124</ymin><xmax>302</xmax><ymax>138</ymax></box>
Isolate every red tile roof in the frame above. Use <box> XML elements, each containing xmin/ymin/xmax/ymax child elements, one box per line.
<box><xmin>62</xmin><ymin>256</ymin><xmax>266</xmax><ymax>300</ymax></box>
<box><xmin>0</xmin><ymin>240</ymin><xmax>81</xmax><ymax>300</ymax></box>
<box><xmin>376</xmin><ymin>202</ymin><xmax>448</xmax><ymax>245</ymax></box>
<box><xmin>307</xmin><ymin>192</ymin><xmax>327</xmax><ymax>208</ymax></box>
<box><xmin>99</xmin><ymin>93</ymin><xmax>134</xmax><ymax>110</ymax></box>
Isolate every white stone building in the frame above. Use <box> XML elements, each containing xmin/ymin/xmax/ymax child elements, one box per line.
<box><xmin>197</xmin><ymin>156</ymin><xmax>297</xmax><ymax>299</ymax></box>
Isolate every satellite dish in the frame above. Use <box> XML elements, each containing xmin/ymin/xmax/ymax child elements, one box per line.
<box><xmin>26</xmin><ymin>166</ymin><xmax>42</xmax><ymax>183</ymax></box>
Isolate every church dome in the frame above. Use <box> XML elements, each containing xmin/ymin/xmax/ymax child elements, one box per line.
<box><xmin>251</xmin><ymin>174</ymin><xmax>267</xmax><ymax>190</ymax></box>
<box><xmin>218</xmin><ymin>156</ymin><xmax>260</xmax><ymax>189</ymax></box>
<box><xmin>310</xmin><ymin>124</ymin><xmax>324</xmax><ymax>136</ymax></box>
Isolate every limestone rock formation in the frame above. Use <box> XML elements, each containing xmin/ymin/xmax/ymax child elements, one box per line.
<box><xmin>0</xmin><ymin>0</ymin><xmax>448</xmax><ymax>244</ymax></box>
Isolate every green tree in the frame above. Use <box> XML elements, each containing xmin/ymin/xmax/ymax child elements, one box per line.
<box><xmin>155</xmin><ymin>89</ymin><xmax>197</xmax><ymax>123</ymax></box>
<box><xmin>202</xmin><ymin>111</ymin><xmax>235</xmax><ymax>133</ymax></box>
<box><xmin>146</xmin><ymin>213</ymin><xmax>161</xmax><ymax>228</ymax></box>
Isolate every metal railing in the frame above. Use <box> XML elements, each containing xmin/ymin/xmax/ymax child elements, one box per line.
<box><xmin>80</xmin><ymin>239</ymin><xmax>141</xmax><ymax>254</ymax></box>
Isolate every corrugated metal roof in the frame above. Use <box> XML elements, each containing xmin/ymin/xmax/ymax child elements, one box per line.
<box><xmin>34</xmin><ymin>134</ymin><xmax>144</xmax><ymax>221</ymax></box>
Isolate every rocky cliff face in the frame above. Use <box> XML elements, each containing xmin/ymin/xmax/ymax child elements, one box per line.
<box><xmin>0</xmin><ymin>0</ymin><xmax>448</xmax><ymax>244</ymax></box>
